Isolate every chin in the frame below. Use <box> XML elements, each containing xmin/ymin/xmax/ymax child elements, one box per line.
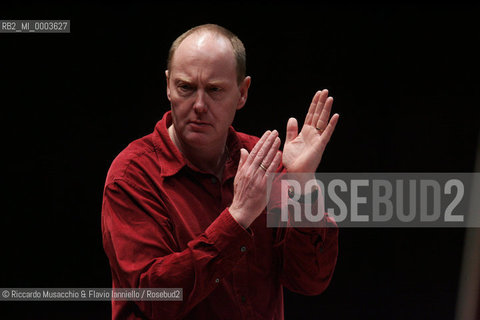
<box><xmin>183</xmin><ymin>131</ymin><xmax>214</xmax><ymax>147</ymax></box>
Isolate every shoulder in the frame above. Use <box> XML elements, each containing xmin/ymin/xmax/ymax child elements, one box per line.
<box><xmin>105</xmin><ymin>132</ymin><xmax>158</xmax><ymax>187</ymax></box>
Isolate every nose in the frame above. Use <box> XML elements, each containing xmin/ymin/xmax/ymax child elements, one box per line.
<box><xmin>193</xmin><ymin>90</ymin><xmax>207</xmax><ymax>114</ymax></box>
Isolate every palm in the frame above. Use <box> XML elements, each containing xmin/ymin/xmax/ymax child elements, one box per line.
<box><xmin>282</xmin><ymin>90</ymin><xmax>339</xmax><ymax>173</ymax></box>
<box><xmin>283</xmin><ymin>126</ymin><xmax>324</xmax><ymax>172</ymax></box>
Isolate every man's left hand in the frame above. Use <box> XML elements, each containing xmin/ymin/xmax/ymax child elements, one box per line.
<box><xmin>282</xmin><ymin>89</ymin><xmax>339</xmax><ymax>173</ymax></box>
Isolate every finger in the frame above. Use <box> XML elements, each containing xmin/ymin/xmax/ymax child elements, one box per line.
<box><xmin>264</xmin><ymin>151</ymin><xmax>282</xmax><ymax>200</ymax></box>
<box><xmin>251</xmin><ymin>130</ymin><xmax>278</xmax><ymax>169</ymax></box>
<box><xmin>285</xmin><ymin>117</ymin><xmax>298</xmax><ymax>144</ymax></box>
<box><xmin>266</xmin><ymin>151</ymin><xmax>282</xmax><ymax>176</ymax></box>
<box><xmin>318</xmin><ymin>113</ymin><xmax>340</xmax><ymax>149</ymax></box>
<box><xmin>259</xmin><ymin>136</ymin><xmax>281</xmax><ymax>169</ymax></box>
<box><xmin>245</xmin><ymin>130</ymin><xmax>271</xmax><ymax>167</ymax></box>
<box><xmin>311</xmin><ymin>89</ymin><xmax>328</xmax><ymax>126</ymax></box>
<box><xmin>315</xmin><ymin>96</ymin><xmax>334</xmax><ymax>131</ymax></box>
<box><xmin>238</xmin><ymin>148</ymin><xmax>249</xmax><ymax>171</ymax></box>
<box><xmin>304</xmin><ymin>91</ymin><xmax>322</xmax><ymax>126</ymax></box>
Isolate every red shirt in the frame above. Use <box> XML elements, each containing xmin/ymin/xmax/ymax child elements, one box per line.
<box><xmin>101</xmin><ymin>111</ymin><xmax>338</xmax><ymax>319</ymax></box>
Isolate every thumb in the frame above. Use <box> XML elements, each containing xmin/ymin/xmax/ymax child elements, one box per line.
<box><xmin>286</xmin><ymin>117</ymin><xmax>298</xmax><ymax>144</ymax></box>
<box><xmin>238</xmin><ymin>148</ymin><xmax>249</xmax><ymax>170</ymax></box>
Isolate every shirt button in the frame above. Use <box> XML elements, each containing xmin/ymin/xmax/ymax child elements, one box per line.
<box><xmin>240</xmin><ymin>246</ymin><xmax>246</xmax><ymax>252</ymax></box>
<box><xmin>215</xmin><ymin>278</ymin><xmax>220</xmax><ymax>283</ymax></box>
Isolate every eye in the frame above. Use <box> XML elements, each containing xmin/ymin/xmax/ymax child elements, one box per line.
<box><xmin>208</xmin><ymin>86</ymin><xmax>221</xmax><ymax>93</ymax></box>
<box><xmin>178</xmin><ymin>84</ymin><xmax>192</xmax><ymax>91</ymax></box>
<box><xmin>176</xmin><ymin>81</ymin><xmax>195</xmax><ymax>93</ymax></box>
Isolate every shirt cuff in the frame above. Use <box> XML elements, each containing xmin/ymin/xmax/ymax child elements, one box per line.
<box><xmin>204</xmin><ymin>208</ymin><xmax>254</xmax><ymax>261</ymax></box>
<box><xmin>290</xmin><ymin>213</ymin><xmax>338</xmax><ymax>240</ymax></box>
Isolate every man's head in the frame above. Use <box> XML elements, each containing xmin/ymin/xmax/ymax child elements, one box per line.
<box><xmin>167</xmin><ymin>24</ymin><xmax>246</xmax><ymax>84</ymax></box>
<box><xmin>165</xmin><ymin>24</ymin><xmax>251</xmax><ymax>149</ymax></box>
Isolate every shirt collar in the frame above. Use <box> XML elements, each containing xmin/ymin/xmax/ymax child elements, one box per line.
<box><xmin>153</xmin><ymin>111</ymin><xmax>242</xmax><ymax>179</ymax></box>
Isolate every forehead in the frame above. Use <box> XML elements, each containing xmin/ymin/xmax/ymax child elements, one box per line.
<box><xmin>170</xmin><ymin>32</ymin><xmax>237</xmax><ymax>82</ymax></box>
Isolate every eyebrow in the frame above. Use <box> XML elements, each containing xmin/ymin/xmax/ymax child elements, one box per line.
<box><xmin>173</xmin><ymin>76</ymin><xmax>228</xmax><ymax>87</ymax></box>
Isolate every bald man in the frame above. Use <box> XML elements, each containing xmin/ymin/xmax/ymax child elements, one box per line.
<box><xmin>102</xmin><ymin>24</ymin><xmax>339</xmax><ymax>320</ymax></box>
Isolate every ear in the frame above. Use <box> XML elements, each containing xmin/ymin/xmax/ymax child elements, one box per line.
<box><xmin>236</xmin><ymin>76</ymin><xmax>251</xmax><ymax>110</ymax></box>
<box><xmin>165</xmin><ymin>70</ymin><xmax>171</xmax><ymax>102</ymax></box>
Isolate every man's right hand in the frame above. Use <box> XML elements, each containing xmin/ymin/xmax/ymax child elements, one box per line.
<box><xmin>229</xmin><ymin>130</ymin><xmax>282</xmax><ymax>229</ymax></box>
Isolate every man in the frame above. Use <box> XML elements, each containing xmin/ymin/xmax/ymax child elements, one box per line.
<box><xmin>102</xmin><ymin>24</ymin><xmax>339</xmax><ymax>319</ymax></box>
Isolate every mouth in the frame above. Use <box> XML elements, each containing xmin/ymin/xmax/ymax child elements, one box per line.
<box><xmin>188</xmin><ymin>120</ymin><xmax>210</xmax><ymax>125</ymax></box>
<box><xmin>188</xmin><ymin>120</ymin><xmax>211</xmax><ymax>130</ymax></box>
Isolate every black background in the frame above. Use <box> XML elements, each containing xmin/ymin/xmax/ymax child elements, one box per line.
<box><xmin>1</xmin><ymin>1</ymin><xmax>479</xmax><ymax>319</ymax></box>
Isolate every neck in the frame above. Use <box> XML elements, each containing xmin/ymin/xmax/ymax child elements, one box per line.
<box><xmin>168</xmin><ymin>125</ymin><xmax>228</xmax><ymax>180</ymax></box>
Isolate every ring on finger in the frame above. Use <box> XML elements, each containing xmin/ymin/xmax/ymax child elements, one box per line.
<box><xmin>315</xmin><ymin>127</ymin><xmax>324</xmax><ymax>133</ymax></box>
<box><xmin>259</xmin><ymin>163</ymin><xmax>268</xmax><ymax>171</ymax></box>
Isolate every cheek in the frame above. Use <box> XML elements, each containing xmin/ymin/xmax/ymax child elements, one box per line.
<box><xmin>170</xmin><ymin>101</ymin><xmax>184</xmax><ymax>122</ymax></box>
<box><xmin>170</xmin><ymin>100</ymin><xmax>195</xmax><ymax>130</ymax></box>
<box><xmin>170</xmin><ymin>97</ymin><xmax>188</xmax><ymax>115</ymax></box>
<box><xmin>217</xmin><ymin>104</ymin><xmax>238</xmax><ymax>126</ymax></box>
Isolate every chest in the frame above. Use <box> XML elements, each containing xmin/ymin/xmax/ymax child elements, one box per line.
<box><xmin>161</xmin><ymin>173</ymin><xmax>234</xmax><ymax>245</ymax></box>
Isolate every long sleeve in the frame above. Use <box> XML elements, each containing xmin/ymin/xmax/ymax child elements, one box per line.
<box><xmin>102</xmin><ymin>179</ymin><xmax>253</xmax><ymax>319</ymax></box>
<box><xmin>268</xmin><ymin>170</ymin><xmax>339</xmax><ymax>295</ymax></box>
<box><xmin>278</xmin><ymin>215</ymin><xmax>338</xmax><ymax>295</ymax></box>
